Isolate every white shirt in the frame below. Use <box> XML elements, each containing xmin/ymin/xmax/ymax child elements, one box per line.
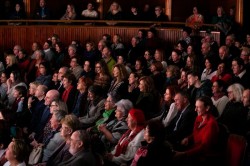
<box><xmin>3</xmin><ymin>161</ymin><xmax>26</xmax><ymax>166</ymax></box>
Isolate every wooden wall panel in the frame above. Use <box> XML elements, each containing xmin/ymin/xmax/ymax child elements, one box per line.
<box><xmin>0</xmin><ymin>26</ymin><xmax>220</xmax><ymax>55</ymax></box>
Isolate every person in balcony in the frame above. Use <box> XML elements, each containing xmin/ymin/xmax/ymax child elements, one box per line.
<box><xmin>105</xmin><ymin>2</ymin><xmax>123</xmax><ymax>25</ymax></box>
<box><xmin>60</xmin><ymin>4</ymin><xmax>77</xmax><ymax>24</ymax></box>
<box><xmin>81</xmin><ymin>2</ymin><xmax>98</xmax><ymax>20</ymax></box>
<box><xmin>33</xmin><ymin>0</ymin><xmax>51</xmax><ymax>20</ymax></box>
<box><xmin>9</xmin><ymin>2</ymin><xmax>26</xmax><ymax>25</ymax></box>
<box><xmin>186</xmin><ymin>6</ymin><xmax>204</xmax><ymax>30</ymax></box>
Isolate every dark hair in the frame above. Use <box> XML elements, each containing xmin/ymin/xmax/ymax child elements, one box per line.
<box><xmin>45</xmin><ymin>40</ymin><xmax>52</xmax><ymax>47</ymax></box>
<box><xmin>146</xmin><ymin>120</ymin><xmax>165</xmax><ymax>142</ymax></box>
<box><xmin>39</xmin><ymin>61</ymin><xmax>51</xmax><ymax>74</ymax></box>
<box><xmin>63</xmin><ymin>73</ymin><xmax>76</xmax><ymax>86</ymax></box>
<box><xmin>11</xmin><ymin>70</ymin><xmax>22</xmax><ymax>83</ymax></box>
<box><xmin>14</xmin><ymin>86</ymin><xmax>27</xmax><ymax>97</ymax></box>
<box><xmin>196</xmin><ymin>96</ymin><xmax>218</xmax><ymax>117</ymax></box>
<box><xmin>88</xmin><ymin>85</ymin><xmax>104</xmax><ymax>98</ymax></box>
<box><xmin>151</xmin><ymin>61</ymin><xmax>163</xmax><ymax>72</ymax></box>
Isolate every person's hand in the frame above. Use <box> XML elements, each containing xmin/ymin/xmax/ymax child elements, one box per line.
<box><xmin>30</xmin><ymin>139</ymin><xmax>39</xmax><ymax>148</ymax></box>
<box><xmin>181</xmin><ymin>137</ymin><xmax>189</xmax><ymax>146</ymax></box>
<box><xmin>6</xmin><ymin>79</ymin><xmax>12</xmax><ymax>87</ymax></box>
<box><xmin>29</xmin><ymin>132</ymin><xmax>36</xmax><ymax>140</ymax></box>
<box><xmin>98</xmin><ymin>124</ymin><xmax>107</xmax><ymax>132</ymax></box>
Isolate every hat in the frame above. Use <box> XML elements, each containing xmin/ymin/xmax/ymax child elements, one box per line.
<box><xmin>115</xmin><ymin>99</ymin><xmax>133</xmax><ymax>117</ymax></box>
<box><xmin>128</xmin><ymin>109</ymin><xmax>145</xmax><ymax>125</ymax></box>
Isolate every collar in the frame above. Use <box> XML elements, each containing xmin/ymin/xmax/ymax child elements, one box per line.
<box><xmin>44</xmin><ymin>48</ymin><xmax>50</xmax><ymax>52</ymax></box>
<box><xmin>237</xmin><ymin>69</ymin><xmax>246</xmax><ymax>78</ymax></box>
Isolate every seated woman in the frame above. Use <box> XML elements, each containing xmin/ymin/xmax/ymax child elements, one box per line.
<box><xmin>9</xmin><ymin>3</ymin><xmax>26</xmax><ymax>25</ymax></box>
<box><xmin>127</xmin><ymin>72</ymin><xmax>140</xmax><ymax>105</ymax></box>
<box><xmin>186</xmin><ymin>6</ymin><xmax>204</xmax><ymax>30</ymax></box>
<box><xmin>3</xmin><ymin>139</ymin><xmax>28</xmax><ymax>166</ymax></box>
<box><xmin>200</xmin><ymin>57</ymin><xmax>217</xmax><ymax>81</ymax></box>
<box><xmin>174</xmin><ymin>96</ymin><xmax>219</xmax><ymax>165</ymax></box>
<box><xmin>94</xmin><ymin>61</ymin><xmax>111</xmax><ymax>94</ymax></box>
<box><xmin>60</xmin><ymin>4</ymin><xmax>77</xmax><ymax>23</ymax></box>
<box><xmin>79</xmin><ymin>85</ymin><xmax>105</xmax><ymax>129</ymax></box>
<box><xmin>35</xmin><ymin>62</ymin><xmax>52</xmax><ymax>89</ymax></box>
<box><xmin>81</xmin><ymin>2</ymin><xmax>98</xmax><ymax>20</ymax></box>
<box><xmin>98</xmin><ymin>99</ymin><xmax>133</xmax><ymax>153</ymax></box>
<box><xmin>105</xmin><ymin>2</ymin><xmax>123</xmax><ymax>25</ymax></box>
<box><xmin>131</xmin><ymin>120</ymin><xmax>173</xmax><ymax>166</ymax></box>
<box><xmin>104</xmin><ymin>109</ymin><xmax>145</xmax><ymax>166</ymax></box>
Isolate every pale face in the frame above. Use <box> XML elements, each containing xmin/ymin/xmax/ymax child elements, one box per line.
<box><xmin>62</xmin><ymin>77</ymin><xmax>71</xmax><ymax>89</ymax></box>
<box><xmin>143</xmin><ymin>126</ymin><xmax>153</xmax><ymax>143</ymax></box>
<box><xmin>115</xmin><ymin>106</ymin><xmax>124</xmax><ymax>120</ymax></box>
<box><xmin>87</xmin><ymin>3</ymin><xmax>93</xmax><ymax>10</ymax></box>
<box><xmin>150</xmin><ymin>64</ymin><xmax>156</xmax><ymax>73</ymax></box>
<box><xmin>1</xmin><ymin>73</ymin><xmax>7</xmax><ymax>83</ymax></box>
<box><xmin>195</xmin><ymin>100</ymin><xmax>208</xmax><ymax>116</ymax></box>
<box><xmin>187</xmin><ymin>74</ymin><xmax>196</xmax><ymax>86</ymax></box>
<box><xmin>98</xmin><ymin>42</ymin><xmax>104</xmax><ymax>51</ymax></box>
<box><xmin>39</xmin><ymin>64</ymin><xmax>46</xmax><ymax>75</ymax></box>
<box><xmin>231</xmin><ymin>61</ymin><xmax>242</xmax><ymax>75</ymax></box>
<box><xmin>32</xmin><ymin>43</ymin><xmax>39</xmax><ymax>51</ymax></box>
<box><xmin>127</xmin><ymin>113</ymin><xmax>136</xmax><ymax>130</ymax></box>
<box><xmin>43</xmin><ymin>42</ymin><xmax>50</xmax><ymax>50</ymax></box>
<box><xmin>35</xmin><ymin>85</ymin><xmax>44</xmax><ymax>98</ymax></box>
<box><xmin>104</xmin><ymin>96</ymin><xmax>114</xmax><ymax>110</ymax></box>
<box><xmin>70</xmin><ymin>58</ymin><xmax>77</xmax><ymax>68</ymax></box>
<box><xmin>102</xmin><ymin>47</ymin><xmax>110</xmax><ymax>59</ymax></box>
<box><xmin>88</xmin><ymin>91</ymin><xmax>94</xmax><ymax>101</ymax></box>
<box><xmin>29</xmin><ymin>84</ymin><xmax>37</xmax><ymax>95</ymax></box>
<box><xmin>219</xmin><ymin>48</ymin><xmax>226</xmax><ymax>60</ymax></box>
<box><xmin>55</xmin><ymin>44</ymin><xmax>60</xmax><ymax>53</ymax></box>
<box><xmin>212</xmin><ymin>82</ymin><xmax>220</xmax><ymax>94</ymax></box>
<box><xmin>60</xmin><ymin>124</ymin><xmax>71</xmax><ymax>138</ymax></box>
<box><xmin>50</xmin><ymin>113</ymin><xmax>59</xmax><ymax>130</ymax></box>
<box><xmin>193</xmin><ymin>7</ymin><xmax>198</xmax><ymax>14</ymax></box>
<box><xmin>154</xmin><ymin>50</ymin><xmax>161</xmax><ymax>61</ymax></box>
<box><xmin>217</xmin><ymin>63</ymin><xmax>225</xmax><ymax>75</ymax></box>
<box><xmin>139</xmin><ymin>80</ymin><xmax>145</xmax><ymax>92</ymax></box>
<box><xmin>186</xmin><ymin>57</ymin><xmax>192</xmax><ymax>67</ymax></box>
<box><xmin>40</xmin><ymin>0</ymin><xmax>45</xmax><ymax>8</ymax></box>
<box><xmin>69</xmin><ymin>132</ymin><xmax>81</xmax><ymax>155</ymax></box>
<box><xmin>15</xmin><ymin>4</ymin><xmax>21</xmax><ymax>12</ymax></box>
<box><xmin>144</xmin><ymin>51</ymin><xmax>151</xmax><ymax>60</ymax></box>
<box><xmin>242</xmin><ymin>90</ymin><xmax>250</xmax><ymax>107</ymax></box>
<box><xmin>117</xmin><ymin>56</ymin><xmax>124</xmax><ymax>64</ymax></box>
<box><xmin>131</xmin><ymin>37</ymin><xmax>137</xmax><ymax>46</ymax></box>
<box><xmin>35</xmin><ymin>51</ymin><xmax>42</xmax><ymax>60</ymax></box>
<box><xmin>86</xmin><ymin>43</ymin><xmax>92</xmax><ymax>52</ymax></box>
<box><xmin>171</xmin><ymin>51</ymin><xmax>179</xmax><ymax>62</ymax></box>
<box><xmin>49</xmin><ymin>101</ymin><xmax>59</xmax><ymax>113</ymax></box>
<box><xmin>52</xmin><ymin>73</ymin><xmax>58</xmax><ymax>82</ymax></box>
<box><xmin>5</xmin><ymin>56</ymin><xmax>10</xmax><ymax>65</ymax></box>
<box><xmin>155</xmin><ymin>7</ymin><xmax>161</xmax><ymax>16</ymax></box>
<box><xmin>44</xmin><ymin>91</ymin><xmax>54</xmax><ymax>106</ymax></box>
<box><xmin>174</xmin><ymin>94</ymin><xmax>185</xmax><ymax>111</ymax></box>
<box><xmin>112</xmin><ymin>67</ymin><xmax>120</xmax><ymax>78</ymax></box>
<box><xmin>187</xmin><ymin>45</ymin><xmax>193</xmax><ymax>54</ymax></box>
<box><xmin>77</xmin><ymin>79</ymin><xmax>87</xmax><ymax>92</ymax></box>
<box><xmin>18</xmin><ymin>51</ymin><xmax>25</xmax><ymax>59</ymax></box>
<box><xmin>10</xmin><ymin>73</ymin><xmax>15</xmax><ymax>83</ymax></box>
<box><xmin>128</xmin><ymin>73</ymin><xmax>137</xmax><ymax>85</ymax></box>
<box><xmin>180</xmin><ymin>71</ymin><xmax>187</xmax><ymax>82</ymax></box>
<box><xmin>240</xmin><ymin>50</ymin><xmax>249</xmax><ymax>63</ymax></box>
<box><xmin>68</xmin><ymin>47</ymin><xmax>75</xmax><ymax>57</ymax></box>
<box><xmin>201</xmin><ymin>43</ymin><xmax>209</xmax><ymax>55</ymax></box>
<box><xmin>135</xmin><ymin>61</ymin><xmax>142</xmax><ymax>71</ymax></box>
<box><xmin>83</xmin><ymin>61</ymin><xmax>91</xmax><ymax>72</ymax></box>
<box><xmin>13</xmin><ymin>46</ymin><xmax>19</xmax><ymax>55</ymax></box>
<box><xmin>95</xmin><ymin>63</ymin><xmax>102</xmax><ymax>74</ymax></box>
<box><xmin>147</xmin><ymin>31</ymin><xmax>153</xmax><ymax>39</ymax></box>
<box><xmin>13</xmin><ymin>89</ymin><xmax>20</xmax><ymax>98</ymax></box>
<box><xmin>205</xmin><ymin>59</ymin><xmax>212</xmax><ymax>69</ymax></box>
<box><xmin>164</xmin><ymin>88</ymin><xmax>172</xmax><ymax>102</ymax></box>
<box><xmin>51</xmin><ymin>37</ymin><xmax>57</xmax><ymax>45</ymax></box>
<box><xmin>113</xmin><ymin>35</ymin><xmax>119</xmax><ymax>43</ymax></box>
<box><xmin>58</xmin><ymin>68</ymin><xmax>65</xmax><ymax>81</ymax></box>
<box><xmin>5</xmin><ymin>142</ymin><xmax>15</xmax><ymax>161</ymax></box>
<box><xmin>67</xmin><ymin>5</ymin><xmax>72</xmax><ymax>13</ymax></box>
<box><xmin>227</xmin><ymin>89</ymin><xmax>234</xmax><ymax>101</ymax></box>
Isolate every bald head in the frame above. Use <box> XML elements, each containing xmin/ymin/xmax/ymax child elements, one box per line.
<box><xmin>242</xmin><ymin>89</ymin><xmax>250</xmax><ymax>107</ymax></box>
<box><xmin>44</xmin><ymin>90</ymin><xmax>59</xmax><ymax>106</ymax></box>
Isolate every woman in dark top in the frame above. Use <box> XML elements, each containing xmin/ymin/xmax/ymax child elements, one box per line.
<box><xmin>35</xmin><ymin>62</ymin><xmax>52</xmax><ymax>89</ymax></box>
<box><xmin>105</xmin><ymin>2</ymin><xmax>123</xmax><ymax>21</ymax></box>
<box><xmin>149</xmin><ymin>61</ymin><xmax>165</xmax><ymax>95</ymax></box>
<box><xmin>128</xmin><ymin>72</ymin><xmax>140</xmax><ymax>105</ymax></box>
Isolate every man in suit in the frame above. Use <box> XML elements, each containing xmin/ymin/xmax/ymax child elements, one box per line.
<box><xmin>58</xmin><ymin>130</ymin><xmax>96</xmax><ymax>166</ymax></box>
<box><xmin>165</xmin><ymin>91</ymin><xmax>196</xmax><ymax>150</ymax></box>
<box><xmin>33</xmin><ymin>0</ymin><xmax>51</xmax><ymax>20</ymax></box>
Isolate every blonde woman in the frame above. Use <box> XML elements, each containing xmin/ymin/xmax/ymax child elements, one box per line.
<box><xmin>60</xmin><ymin>4</ymin><xmax>76</xmax><ymax>22</ymax></box>
<box><xmin>5</xmin><ymin>54</ymin><xmax>18</xmax><ymax>78</ymax></box>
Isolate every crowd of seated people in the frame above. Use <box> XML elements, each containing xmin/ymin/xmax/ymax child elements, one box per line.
<box><xmin>0</xmin><ymin>1</ymin><xmax>250</xmax><ymax>166</ymax></box>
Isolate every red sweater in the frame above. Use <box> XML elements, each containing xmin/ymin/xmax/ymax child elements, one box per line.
<box><xmin>186</xmin><ymin>114</ymin><xmax>219</xmax><ymax>157</ymax></box>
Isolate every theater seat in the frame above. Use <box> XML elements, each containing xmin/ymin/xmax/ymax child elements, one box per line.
<box><xmin>226</xmin><ymin>134</ymin><xmax>247</xmax><ymax>166</ymax></box>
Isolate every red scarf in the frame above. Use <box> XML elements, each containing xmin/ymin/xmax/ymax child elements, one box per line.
<box><xmin>114</xmin><ymin>126</ymin><xmax>144</xmax><ymax>157</ymax></box>
<box><xmin>62</xmin><ymin>85</ymin><xmax>73</xmax><ymax>102</ymax></box>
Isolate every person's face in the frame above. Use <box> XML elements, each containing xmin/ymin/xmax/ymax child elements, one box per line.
<box><xmin>117</xmin><ymin>56</ymin><xmax>124</xmax><ymax>64</ymax></box>
<box><xmin>127</xmin><ymin>113</ymin><xmax>136</xmax><ymax>129</ymax></box>
<box><xmin>10</xmin><ymin>73</ymin><xmax>15</xmax><ymax>83</ymax></box>
<box><xmin>205</xmin><ymin>59</ymin><xmax>212</xmax><ymax>69</ymax></box>
<box><xmin>193</xmin><ymin>7</ymin><xmax>198</xmax><ymax>14</ymax></box>
<box><xmin>139</xmin><ymin>80</ymin><xmax>146</xmax><ymax>92</ymax></box>
<box><xmin>231</xmin><ymin>61</ymin><xmax>242</xmax><ymax>75</ymax></box>
<box><xmin>55</xmin><ymin>44</ymin><xmax>61</xmax><ymax>53</ymax></box>
<box><xmin>40</xmin><ymin>0</ymin><xmax>45</xmax><ymax>8</ymax></box>
<box><xmin>98</xmin><ymin>42</ymin><xmax>104</xmax><ymax>51</ymax></box>
<box><xmin>113</xmin><ymin>35</ymin><xmax>119</xmax><ymax>43</ymax></box>
<box><xmin>50</xmin><ymin>113</ymin><xmax>59</xmax><ymax>130</ymax></box>
<box><xmin>154</xmin><ymin>50</ymin><xmax>161</xmax><ymax>61</ymax></box>
<box><xmin>131</xmin><ymin>7</ymin><xmax>137</xmax><ymax>13</ymax></box>
<box><xmin>219</xmin><ymin>48</ymin><xmax>226</xmax><ymax>59</ymax></box>
<box><xmin>86</xmin><ymin>43</ymin><xmax>92</xmax><ymax>52</ymax></box>
<box><xmin>164</xmin><ymin>88</ymin><xmax>172</xmax><ymax>102</ymax></box>
<box><xmin>212</xmin><ymin>82</ymin><xmax>220</xmax><ymax>94</ymax></box>
<box><xmin>15</xmin><ymin>4</ymin><xmax>20</xmax><ymax>12</ymax></box>
<box><xmin>147</xmin><ymin>31</ymin><xmax>153</xmax><ymax>39</ymax></box>
<box><xmin>68</xmin><ymin>47</ymin><xmax>75</xmax><ymax>57</ymax></box>
<box><xmin>67</xmin><ymin>5</ymin><xmax>72</xmax><ymax>12</ymax></box>
<box><xmin>217</xmin><ymin>7</ymin><xmax>222</xmax><ymax>16</ymax></box>
<box><xmin>174</xmin><ymin>94</ymin><xmax>185</xmax><ymax>111</ymax></box>
<box><xmin>131</xmin><ymin>37</ymin><xmax>137</xmax><ymax>46</ymax></box>
<box><xmin>35</xmin><ymin>51</ymin><xmax>41</xmax><ymax>60</ymax></box>
<box><xmin>128</xmin><ymin>73</ymin><xmax>137</xmax><ymax>85</ymax></box>
<box><xmin>242</xmin><ymin>90</ymin><xmax>250</xmax><ymax>107</ymax></box>
<box><xmin>113</xmin><ymin>66</ymin><xmax>120</xmax><ymax>78</ymax></box>
<box><xmin>39</xmin><ymin>64</ymin><xmax>46</xmax><ymax>75</ymax></box>
<box><xmin>186</xmin><ymin>57</ymin><xmax>192</xmax><ymax>67</ymax></box>
<box><xmin>201</xmin><ymin>44</ymin><xmax>209</xmax><ymax>55</ymax></box>
<box><xmin>60</xmin><ymin>124</ymin><xmax>71</xmax><ymax>138</ymax></box>
<box><xmin>95</xmin><ymin>63</ymin><xmax>102</xmax><ymax>74</ymax></box>
<box><xmin>187</xmin><ymin>74</ymin><xmax>196</xmax><ymax>86</ymax></box>
<box><xmin>102</xmin><ymin>47</ymin><xmax>110</xmax><ymax>59</ymax></box>
<box><xmin>195</xmin><ymin>100</ymin><xmax>208</xmax><ymax>116</ymax></box>
<box><xmin>44</xmin><ymin>91</ymin><xmax>54</xmax><ymax>106</ymax></box>
<box><xmin>43</xmin><ymin>42</ymin><xmax>49</xmax><ymax>50</ymax></box>
<box><xmin>88</xmin><ymin>91</ymin><xmax>95</xmax><ymax>101</ymax></box>
<box><xmin>246</xmin><ymin>35</ymin><xmax>250</xmax><ymax>43</ymax></box>
<box><xmin>187</xmin><ymin>45</ymin><xmax>193</xmax><ymax>54</ymax></box>
<box><xmin>217</xmin><ymin>63</ymin><xmax>225</xmax><ymax>75</ymax></box>
<box><xmin>13</xmin><ymin>46</ymin><xmax>19</xmax><ymax>55</ymax></box>
<box><xmin>32</xmin><ymin>43</ymin><xmax>38</xmax><ymax>51</ymax></box>
<box><xmin>171</xmin><ymin>51</ymin><xmax>179</xmax><ymax>62</ymax></box>
<box><xmin>115</xmin><ymin>106</ymin><xmax>124</xmax><ymax>120</ymax></box>
<box><xmin>5</xmin><ymin>56</ymin><xmax>10</xmax><ymax>65</ymax></box>
<box><xmin>83</xmin><ymin>61</ymin><xmax>91</xmax><ymax>72</ymax></box>
<box><xmin>150</xmin><ymin>64</ymin><xmax>156</xmax><ymax>73</ymax></box>
<box><xmin>111</xmin><ymin>3</ymin><xmax>118</xmax><ymax>11</ymax></box>
<box><xmin>77</xmin><ymin>79</ymin><xmax>87</xmax><ymax>92</ymax></box>
<box><xmin>52</xmin><ymin>73</ymin><xmax>58</xmax><ymax>82</ymax></box>
<box><xmin>51</xmin><ymin>37</ymin><xmax>57</xmax><ymax>45</ymax></box>
<box><xmin>104</xmin><ymin>96</ymin><xmax>114</xmax><ymax>110</ymax></box>
<box><xmin>181</xmin><ymin>71</ymin><xmax>187</xmax><ymax>82</ymax></box>
<box><xmin>35</xmin><ymin>85</ymin><xmax>44</xmax><ymax>98</ymax></box>
<box><xmin>144</xmin><ymin>126</ymin><xmax>153</xmax><ymax>143</ymax></box>
<box><xmin>144</xmin><ymin>51</ymin><xmax>151</xmax><ymax>60</ymax></box>
<box><xmin>29</xmin><ymin>84</ymin><xmax>36</xmax><ymax>95</ymax></box>
<box><xmin>227</xmin><ymin>89</ymin><xmax>234</xmax><ymax>101</ymax></box>
<box><xmin>5</xmin><ymin>142</ymin><xmax>15</xmax><ymax>161</ymax></box>
<box><xmin>62</xmin><ymin>77</ymin><xmax>71</xmax><ymax>89</ymax></box>
<box><xmin>225</xmin><ymin>36</ymin><xmax>232</xmax><ymax>46</ymax></box>
<box><xmin>87</xmin><ymin>3</ymin><xmax>93</xmax><ymax>10</ymax></box>
<box><xmin>138</xmin><ymin>31</ymin><xmax>143</xmax><ymax>38</ymax></box>
<box><xmin>176</xmin><ymin>43</ymin><xmax>182</xmax><ymax>51</ymax></box>
<box><xmin>13</xmin><ymin>89</ymin><xmax>20</xmax><ymax>98</ymax></box>
<box><xmin>58</xmin><ymin>68</ymin><xmax>65</xmax><ymax>81</ymax></box>
<box><xmin>1</xmin><ymin>73</ymin><xmax>7</xmax><ymax>83</ymax></box>
<box><xmin>49</xmin><ymin>101</ymin><xmax>59</xmax><ymax>113</ymax></box>
<box><xmin>166</xmin><ymin>70</ymin><xmax>172</xmax><ymax>78</ymax></box>
<box><xmin>240</xmin><ymin>50</ymin><xmax>249</xmax><ymax>63</ymax></box>
<box><xmin>155</xmin><ymin>7</ymin><xmax>161</xmax><ymax>16</ymax></box>
<box><xmin>204</xmin><ymin>36</ymin><xmax>211</xmax><ymax>43</ymax></box>
<box><xmin>18</xmin><ymin>51</ymin><xmax>25</xmax><ymax>59</ymax></box>
<box><xmin>70</xmin><ymin>58</ymin><xmax>77</xmax><ymax>68</ymax></box>
<box><xmin>182</xmin><ymin>31</ymin><xmax>188</xmax><ymax>38</ymax></box>
<box><xmin>135</xmin><ymin>61</ymin><xmax>142</xmax><ymax>70</ymax></box>
<box><xmin>69</xmin><ymin>132</ymin><xmax>81</xmax><ymax>155</ymax></box>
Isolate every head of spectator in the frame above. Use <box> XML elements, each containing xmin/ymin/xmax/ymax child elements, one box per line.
<box><xmin>171</xmin><ymin>49</ymin><xmax>182</xmax><ymax>64</ymax></box>
<box><xmin>105</xmin><ymin>92</ymin><xmax>118</xmax><ymax>111</ymax></box>
<box><xmin>5</xmin><ymin>54</ymin><xmax>17</xmax><ymax>68</ymax></box>
<box><xmin>34</xmin><ymin>50</ymin><xmax>45</xmax><ymax>60</ymax></box>
<box><xmin>88</xmin><ymin>85</ymin><xmax>104</xmax><ymax>104</ymax></box>
<box><xmin>225</xmin><ymin>34</ymin><xmax>235</xmax><ymax>47</ymax></box>
<box><xmin>70</xmin><ymin>57</ymin><xmax>81</xmax><ymax>69</ymax></box>
<box><xmin>112</xmin><ymin>34</ymin><xmax>122</xmax><ymax>45</ymax></box>
<box><xmin>9</xmin><ymin>70</ymin><xmax>22</xmax><ymax>85</ymax></box>
<box><xmin>98</xmin><ymin>39</ymin><xmax>107</xmax><ymax>52</ymax></box>
<box><xmin>128</xmin><ymin>72</ymin><xmax>139</xmax><ymax>87</ymax></box>
<box><xmin>83</xmin><ymin>60</ymin><xmax>93</xmax><ymax>73</ymax></box>
<box><xmin>108</xmin><ymin>1</ymin><xmax>122</xmax><ymax>13</ymax></box>
<box><xmin>176</xmin><ymin>40</ymin><xmax>187</xmax><ymax>53</ymax></box>
<box><xmin>43</xmin><ymin>40</ymin><xmax>52</xmax><ymax>50</ymax></box>
<box><xmin>44</xmin><ymin>89</ymin><xmax>60</xmax><ymax>106</ymax></box>
<box><xmin>51</xmin><ymin>34</ymin><xmax>60</xmax><ymax>47</ymax></box>
<box><xmin>182</xmin><ymin>26</ymin><xmax>192</xmax><ymax>39</ymax></box>
<box><xmin>154</xmin><ymin>48</ymin><xmax>166</xmax><ymax>62</ymax></box>
<box><xmin>204</xmin><ymin>56</ymin><xmax>216</xmax><ymax>72</ymax></box>
<box><xmin>13</xmin><ymin>45</ymin><xmax>21</xmax><ymax>56</ymax></box>
<box><xmin>154</xmin><ymin>6</ymin><xmax>163</xmax><ymax>17</ymax></box>
<box><xmin>164</xmin><ymin>85</ymin><xmax>180</xmax><ymax>105</ymax></box>
<box><xmin>60</xmin><ymin>114</ymin><xmax>80</xmax><ymax>141</ymax></box>
<box><xmin>231</xmin><ymin>57</ymin><xmax>245</xmax><ymax>76</ymax></box>
<box><xmin>102</xmin><ymin>34</ymin><xmax>112</xmax><ymax>43</ymax></box>
<box><xmin>174</xmin><ymin>91</ymin><xmax>190</xmax><ymax>111</ymax></box>
<box><xmin>35</xmin><ymin>85</ymin><xmax>48</xmax><ymax>100</ymax></box>
<box><xmin>39</xmin><ymin>0</ymin><xmax>46</xmax><ymax>8</ymax></box>
<box><xmin>17</xmin><ymin>49</ymin><xmax>27</xmax><ymax>61</ymax></box>
<box><xmin>32</xmin><ymin>42</ymin><xmax>41</xmax><ymax>53</ymax></box>
<box><xmin>242</xmin><ymin>89</ymin><xmax>250</xmax><ymax>108</ymax></box>
<box><xmin>85</xmin><ymin>41</ymin><xmax>95</xmax><ymax>52</ymax></box>
<box><xmin>66</xmin><ymin>4</ymin><xmax>75</xmax><ymax>15</ymax></box>
<box><xmin>95</xmin><ymin>60</ymin><xmax>110</xmax><ymax>77</ymax></box>
<box><xmin>28</xmin><ymin>81</ymin><xmax>41</xmax><ymax>96</ymax></box>
<box><xmin>138</xmin><ymin>76</ymin><xmax>155</xmax><ymax>93</ymax></box>
<box><xmin>1</xmin><ymin>72</ymin><xmax>8</xmax><ymax>85</ymax></box>
<box><xmin>55</xmin><ymin>42</ymin><xmax>64</xmax><ymax>54</ymax></box>
<box><xmin>147</xmin><ymin>28</ymin><xmax>157</xmax><ymax>39</ymax></box>
<box><xmin>128</xmin><ymin>108</ymin><xmax>145</xmax><ymax>127</ymax></box>
<box><xmin>195</xmin><ymin>96</ymin><xmax>215</xmax><ymax>118</ymax></box>
<box><xmin>216</xmin><ymin>6</ymin><xmax>225</xmax><ymax>17</ymax></box>
<box><xmin>58</xmin><ymin>66</ymin><xmax>70</xmax><ymax>82</ymax></box>
<box><xmin>240</xmin><ymin>47</ymin><xmax>250</xmax><ymax>65</ymax></box>
<box><xmin>115</xmin><ymin>99</ymin><xmax>133</xmax><ymax>119</ymax></box>
<box><xmin>131</xmin><ymin>36</ymin><xmax>139</xmax><ymax>48</ymax></box>
<box><xmin>135</xmin><ymin>57</ymin><xmax>148</xmax><ymax>73</ymax></box>
<box><xmin>227</xmin><ymin>83</ymin><xmax>244</xmax><ymax>102</ymax></box>
<box><xmin>69</xmin><ymin>130</ymin><xmax>91</xmax><ymax>155</ymax></box>
<box><xmin>212</xmin><ymin>79</ymin><xmax>226</xmax><ymax>96</ymax></box>
<box><xmin>49</xmin><ymin>99</ymin><xmax>68</xmax><ymax>114</ymax></box>
<box><xmin>68</xmin><ymin>44</ymin><xmax>77</xmax><ymax>58</ymax></box>
<box><xmin>166</xmin><ymin>65</ymin><xmax>180</xmax><ymax>80</ymax></box>
<box><xmin>187</xmin><ymin>71</ymin><xmax>201</xmax><ymax>88</ymax></box>
<box><xmin>77</xmin><ymin>76</ymin><xmax>93</xmax><ymax>94</ymax></box>
<box><xmin>62</xmin><ymin>73</ymin><xmax>76</xmax><ymax>90</ymax></box>
<box><xmin>50</xmin><ymin>110</ymin><xmax>67</xmax><ymax>131</ymax></box>
<box><xmin>201</xmin><ymin>42</ymin><xmax>211</xmax><ymax>56</ymax></box>
<box><xmin>102</xmin><ymin>46</ymin><xmax>112</xmax><ymax>61</ymax></box>
<box><xmin>138</xmin><ymin>29</ymin><xmax>147</xmax><ymax>40</ymax></box>
<box><xmin>39</xmin><ymin>61</ymin><xmax>51</xmax><ymax>76</ymax></box>
<box><xmin>150</xmin><ymin>61</ymin><xmax>163</xmax><ymax>74</ymax></box>
<box><xmin>218</xmin><ymin>46</ymin><xmax>230</xmax><ymax>60</ymax></box>
<box><xmin>144</xmin><ymin>50</ymin><xmax>153</xmax><ymax>63</ymax></box>
<box><xmin>112</xmin><ymin>64</ymin><xmax>128</xmax><ymax>81</ymax></box>
<box><xmin>204</xmin><ymin>34</ymin><xmax>215</xmax><ymax>44</ymax></box>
